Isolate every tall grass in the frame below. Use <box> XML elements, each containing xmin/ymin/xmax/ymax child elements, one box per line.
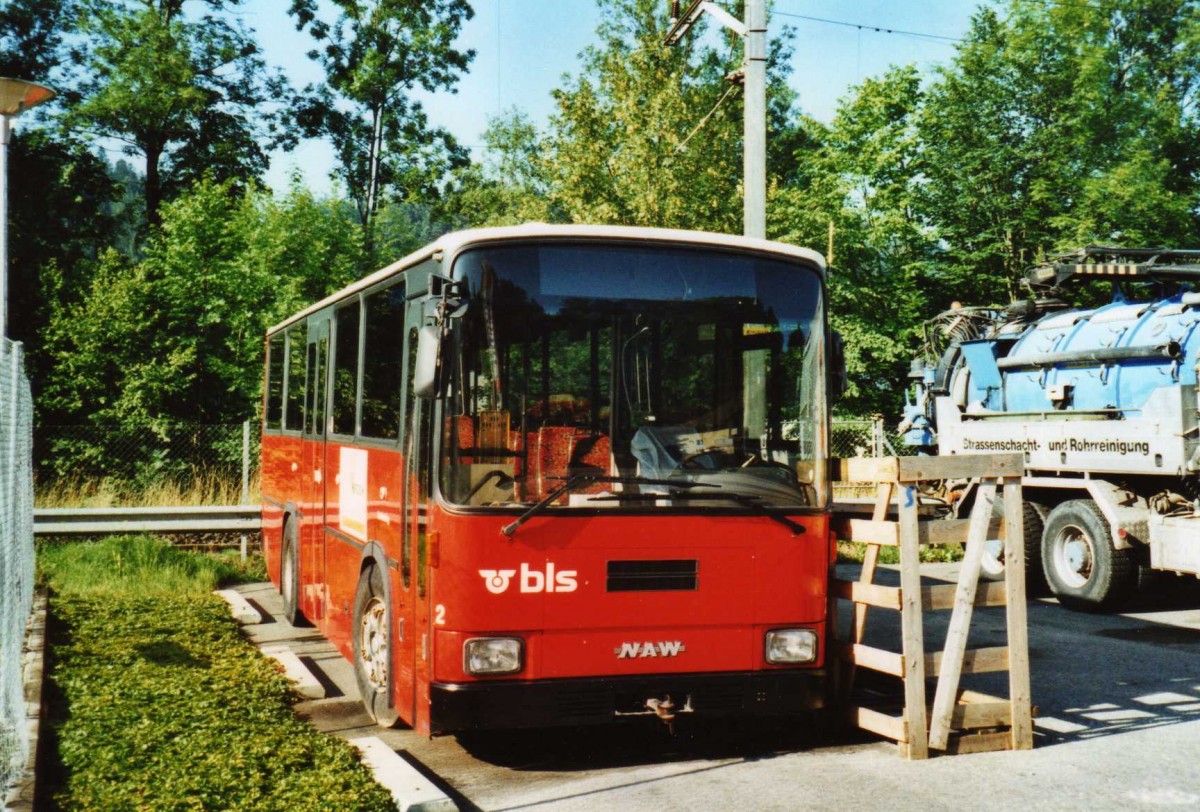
<box><xmin>35</xmin><ymin>468</ymin><xmax>261</xmax><ymax>508</ymax></box>
<box><xmin>38</xmin><ymin>535</ymin><xmax>265</xmax><ymax>597</ymax></box>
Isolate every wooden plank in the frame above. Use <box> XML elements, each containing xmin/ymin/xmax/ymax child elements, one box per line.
<box><xmin>898</xmin><ymin>483</ymin><xmax>929</xmax><ymax>759</ymax></box>
<box><xmin>895</xmin><ymin>453</ymin><xmax>1023</xmax><ymax>482</ymax></box>
<box><xmin>925</xmin><ymin>646</ymin><xmax>1009</xmax><ymax>675</ymax></box>
<box><xmin>831</xmin><ymin>498</ymin><xmax>943</xmax><ymax>518</ymax></box>
<box><xmin>956</xmin><ymin>689</ymin><xmax>1006</xmax><ymax>704</ymax></box>
<box><xmin>922</xmin><ymin>581</ymin><xmax>1007</xmax><ymax>611</ymax></box>
<box><xmin>833</xmin><ymin>516</ymin><xmax>1006</xmax><ymax>547</ymax></box>
<box><xmin>1004</xmin><ymin>478</ymin><xmax>1035</xmax><ymax>751</ymax></box>
<box><xmin>920</xmin><ymin>516</ymin><xmax>1005</xmax><ymax>547</ymax></box>
<box><xmin>836</xmin><ymin>457</ymin><xmax>899</xmax><ymax>484</ymax></box>
<box><xmin>830</xmin><ymin>518</ymin><xmax>899</xmax><ymax>546</ymax></box>
<box><xmin>853</xmin><ymin>482</ymin><xmax>895</xmax><ymax>637</ymax></box>
<box><xmin>944</xmin><ymin>731</ymin><xmax>1014</xmax><ymax>756</ymax></box>
<box><xmin>928</xmin><ymin>481</ymin><xmax>997</xmax><ymax>751</ymax></box>
<box><xmin>950</xmin><ymin>701</ymin><xmax>1013</xmax><ymax>729</ymax></box>
<box><xmin>844</xmin><ymin>481</ymin><xmax>894</xmax><ymax>706</ymax></box>
<box><xmin>833</xmin><ymin>579</ymin><xmax>903</xmax><ymax>610</ymax></box>
<box><xmin>839</xmin><ymin>642</ymin><xmax>904</xmax><ymax>677</ymax></box>
<box><xmin>852</xmin><ymin>705</ymin><xmax>908</xmax><ymax>743</ymax></box>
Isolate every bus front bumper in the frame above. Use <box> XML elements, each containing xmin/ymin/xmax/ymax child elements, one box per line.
<box><xmin>430</xmin><ymin>669</ymin><xmax>827</xmax><ymax>734</ymax></box>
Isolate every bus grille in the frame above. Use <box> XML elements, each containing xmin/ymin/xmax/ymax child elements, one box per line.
<box><xmin>606</xmin><ymin>560</ymin><xmax>698</xmax><ymax>592</ymax></box>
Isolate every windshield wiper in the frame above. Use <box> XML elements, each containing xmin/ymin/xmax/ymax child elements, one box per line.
<box><xmin>500</xmin><ymin>474</ymin><xmax>711</xmax><ymax>538</ymax></box>
<box><xmin>587</xmin><ymin>491</ymin><xmax>805</xmax><ymax>536</ymax></box>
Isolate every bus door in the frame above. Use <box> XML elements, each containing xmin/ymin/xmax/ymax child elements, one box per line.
<box><xmin>303</xmin><ymin>317</ymin><xmax>330</xmax><ymax>622</ymax></box>
<box><xmin>401</xmin><ymin>318</ymin><xmax>434</xmax><ymax>725</ymax></box>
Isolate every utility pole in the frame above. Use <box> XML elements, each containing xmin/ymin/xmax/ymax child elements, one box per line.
<box><xmin>743</xmin><ymin>0</ymin><xmax>765</xmax><ymax>240</ymax></box>
<box><xmin>664</xmin><ymin>1</ymin><xmax>766</xmax><ymax>239</ymax></box>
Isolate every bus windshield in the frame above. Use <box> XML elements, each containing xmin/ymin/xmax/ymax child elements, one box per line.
<box><xmin>441</xmin><ymin>242</ymin><xmax>827</xmax><ymax>510</ymax></box>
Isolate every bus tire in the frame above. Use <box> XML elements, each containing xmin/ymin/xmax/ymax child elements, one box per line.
<box><xmin>280</xmin><ymin>518</ymin><xmax>307</xmax><ymax>627</ymax></box>
<box><xmin>1041</xmin><ymin>499</ymin><xmax>1136</xmax><ymax>612</ymax></box>
<box><xmin>978</xmin><ymin>496</ymin><xmax>1046</xmax><ymax>594</ymax></box>
<box><xmin>353</xmin><ymin>564</ymin><xmax>400</xmax><ymax>728</ymax></box>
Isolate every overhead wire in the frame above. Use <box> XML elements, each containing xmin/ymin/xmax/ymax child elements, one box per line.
<box><xmin>771</xmin><ymin>10</ymin><xmax>962</xmax><ymax>45</ymax></box>
<box><xmin>676</xmin><ymin>82</ymin><xmax>741</xmax><ymax>153</ymax></box>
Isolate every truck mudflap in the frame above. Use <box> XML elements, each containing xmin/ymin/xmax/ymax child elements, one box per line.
<box><xmin>430</xmin><ymin>669</ymin><xmax>827</xmax><ymax>734</ymax></box>
<box><xmin>1149</xmin><ymin>513</ymin><xmax>1200</xmax><ymax>576</ymax></box>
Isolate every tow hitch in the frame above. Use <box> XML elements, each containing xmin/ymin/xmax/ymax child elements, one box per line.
<box><xmin>614</xmin><ymin>695</ymin><xmax>695</xmax><ymax>733</ymax></box>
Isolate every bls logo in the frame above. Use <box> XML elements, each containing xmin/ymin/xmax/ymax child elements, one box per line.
<box><xmin>478</xmin><ymin>563</ymin><xmax>577</xmax><ymax>594</ymax></box>
<box><xmin>479</xmin><ymin>569</ymin><xmax>517</xmax><ymax>594</ymax></box>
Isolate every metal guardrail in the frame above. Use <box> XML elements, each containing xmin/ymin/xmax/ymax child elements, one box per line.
<box><xmin>33</xmin><ymin>505</ymin><xmax>261</xmax><ymax>535</ymax></box>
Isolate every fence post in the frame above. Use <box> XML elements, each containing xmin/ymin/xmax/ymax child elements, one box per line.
<box><xmin>240</xmin><ymin>419</ymin><xmax>250</xmax><ymax>561</ymax></box>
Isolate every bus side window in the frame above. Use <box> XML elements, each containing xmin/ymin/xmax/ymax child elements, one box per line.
<box><xmin>307</xmin><ymin>334</ymin><xmax>328</xmax><ymax>437</ymax></box>
<box><xmin>362</xmin><ymin>282</ymin><xmax>406</xmax><ymax>440</ymax></box>
<box><xmin>332</xmin><ymin>300</ymin><xmax>361</xmax><ymax>436</ymax></box>
<box><xmin>285</xmin><ymin>323</ymin><xmax>306</xmax><ymax>432</ymax></box>
<box><xmin>266</xmin><ymin>333</ymin><xmax>284</xmax><ymax>429</ymax></box>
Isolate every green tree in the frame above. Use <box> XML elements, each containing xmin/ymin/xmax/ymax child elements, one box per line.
<box><xmin>919</xmin><ymin>1</ymin><xmax>1200</xmax><ymax>303</ymax></box>
<box><xmin>0</xmin><ymin>0</ymin><xmax>73</xmax><ymax>77</ymax></box>
<box><xmin>543</xmin><ymin>0</ymin><xmax>805</xmax><ymax>232</ymax></box>
<box><xmin>68</xmin><ymin>0</ymin><xmax>288</xmax><ymax>227</ymax></box>
<box><xmin>544</xmin><ymin>0</ymin><xmax>741</xmax><ymax>230</ymax></box>
<box><xmin>289</xmin><ymin>0</ymin><xmax>474</xmax><ymax>258</ymax></box>
<box><xmin>439</xmin><ymin>109</ymin><xmax>559</xmax><ymax>228</ymax></box>
<box><xmin>41</xmin><ymin>178</ymin><xmax>365</xmax><ymax>478</ymax></box>
<box><xmin>0</xmin><ymin>0</ymin><xmax>124</xmax><ymax>360</ymax></box>
<box><xmin>772</xmin><ymin>68</ymin><xmax>932</xmax><ymax>416</ymax></box>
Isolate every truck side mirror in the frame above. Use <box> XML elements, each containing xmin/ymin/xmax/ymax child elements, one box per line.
<box><xmin>830</xmin><ymin>331</ymin><xmax>848</xmax><ymax>399</ymax></box>
<box><xmin>414</xmin><ymin>325</ymin><xmax>444</xmax><ymax>399</ymax></box>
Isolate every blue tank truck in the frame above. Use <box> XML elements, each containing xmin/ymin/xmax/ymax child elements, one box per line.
<box><xmin>901</xmin><ymin>247</ymin><xmax>1200</xmax><ymax>611</ymax></box>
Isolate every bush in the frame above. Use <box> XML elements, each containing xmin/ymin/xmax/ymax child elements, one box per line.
<box><xmin>41</xmin><ymin>537</ymin><xmax>393</xmax><ymax>811</ymax></box>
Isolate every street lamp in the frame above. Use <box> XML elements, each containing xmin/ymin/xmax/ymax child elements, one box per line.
<box><xmin>0</xmin><ymin>78</ymin><xmax>55</xmax><ymax>340</ymax></box>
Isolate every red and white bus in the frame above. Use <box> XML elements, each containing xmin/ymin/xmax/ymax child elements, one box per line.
<box><xmin>261</xmin><ymin>223</ymin><xmax>835</xmax><ymax>735</ymax></box>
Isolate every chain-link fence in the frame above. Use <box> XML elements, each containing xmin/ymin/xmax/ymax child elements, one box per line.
<box><xmin>34</xmin><ymin>422</ymin><xmax>259</xmax><ymax>507</ymax></box>
<box><xmin>832</xmin><ymin>416</ymin><xmax>903</xmax><ymax>499</ymax></box>
<box><xmin>831</xmin><ymin>416</ymin><xmax>899</xmax><ymax>460</ymax></box>
<box><xmin>2</xmin><ymin>338</ymin><xmax>35</xmax><ymax>793</ymax></box>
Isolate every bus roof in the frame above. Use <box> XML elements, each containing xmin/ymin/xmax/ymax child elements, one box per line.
<box><xmin>267</xmin><ymin>222</ymin><xmax>827</xmax><ymax>335</ymax></box>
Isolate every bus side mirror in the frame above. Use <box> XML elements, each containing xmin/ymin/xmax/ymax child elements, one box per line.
<box><xmin>830</xmin><ymin>331</ymin><xmax>848</xmax><ymax>399</ymax></box>
<box><xmin>414</xmin><ymin>325</ymin><xmax>443</xmax><ymax>399</ymax></box>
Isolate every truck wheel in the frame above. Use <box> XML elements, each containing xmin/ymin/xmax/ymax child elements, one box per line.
<box><xmin>353</xmin><ymin>564</ymin><xmax>400</xmax><ymax>728</ymax></box>
<box><xmin>978</xmin><ymin>497</ymin><xmax>1046</xmax><ymax>594</ymax></box>
<box><xmin>280</xmin><ymin>518</ymin><xmax>308</xmax><ymax>627</ymax></box>
<box><xmin>1041</xmin><ymin>500</ymin><xmax>1136</xmax><ymax>612</ymax></box>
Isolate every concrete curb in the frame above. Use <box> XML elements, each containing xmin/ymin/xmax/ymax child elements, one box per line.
<box><xmin>214</xmin><ymin>589</ymin><xmax>263</xmax><ymax>625</ymax></box>
<box><xmin>350</xmin><ymin>737</ymin><xmax>457</xmax><ymax>812</ymax></box>
<box><xmin>260</xmin><ymin>644</ymin><xmax>326</xmax><ymax>700</ymax></box>
<box><xmin>4</xmin><ymin>593</ymin><xmax>47</xmax><ymax>812</ymax></box>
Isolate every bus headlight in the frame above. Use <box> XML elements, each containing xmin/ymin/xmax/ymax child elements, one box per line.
<box><xmin>464</xmin><ymin>637</ymin><xmax>523</xmax><ymax>675</ymax></box>
<box><xmin>765</xmin><ymin>629</ymin><xmax>818</xmax><ymax>664</ymax></box>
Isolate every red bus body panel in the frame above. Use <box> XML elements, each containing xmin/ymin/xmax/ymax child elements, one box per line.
<box><xmin>428</xmin><ymin>510</ymin><xmax>828</xmax><ymax>682</ymax></box>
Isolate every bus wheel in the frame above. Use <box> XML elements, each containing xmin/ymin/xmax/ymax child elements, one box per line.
<box><xmin>280</xmin><ymin>519</ymin><xmax>307</xmax><ymax>627</ymax></box>
<box><xmin>354</xmin><ymin>565</ymin><xmax>400</xmax><ymax>727</ymax></box>
<box><xmin>1041</xmin><ymin>499</ymin><xmax>1136</xmax><ymax>612</ymax></box>
<box><xmin>978</xmin><ymin>497</ymin><xmax>1046</xmax><ymax>594</ymax></box>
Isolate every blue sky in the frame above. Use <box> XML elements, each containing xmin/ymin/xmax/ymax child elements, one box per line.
<box><xmin>255</xmin><ymin>0</ymin><xmax>990</xmax><ymax>194</ymax></box>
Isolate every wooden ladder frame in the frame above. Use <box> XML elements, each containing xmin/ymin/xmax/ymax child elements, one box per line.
<box><xmin>832</xmin><ymin>454</ymin><xmax>1034</xmax><ymax>759</ymax></box>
